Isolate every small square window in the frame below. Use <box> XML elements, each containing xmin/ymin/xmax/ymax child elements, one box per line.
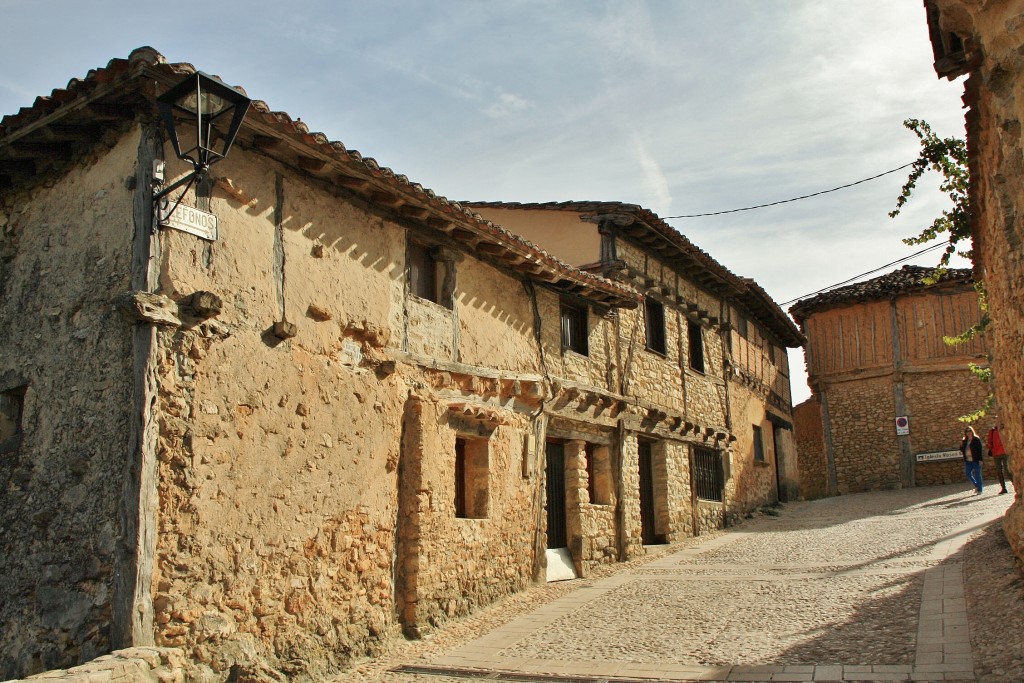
<box><xmin>408</xmin><ymin>242</ymin><xmax>450</xmax><ymax>307</ymax></box>
<box><xmin>687</xmin><ymin>320</ymin><xmax>705</xmax><ymax>373</ymax></box>
<box><xmin>644</xmin><ymin>298</ymin><xmax>667</xmax><ymax>355</ymax></box>
<box><xmin>753</xmin><ymin>424</ymin><xmax>765</xmax><ymax>462</ymax></box>
<box><xmin>455</xmin><ymin>437</ymin><xmax>489</xmax><ymax>519</ymax></box>
<box><xmin>560</xmin><ymin>301</ymin><xmax>588</xmax><ymax>356</ymax></box>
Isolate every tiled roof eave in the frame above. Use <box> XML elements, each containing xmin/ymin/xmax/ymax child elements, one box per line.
<box><xmin>0</xmin><ymin>48</ymin><xmax>639</xmax><ymax>310</ymax></box>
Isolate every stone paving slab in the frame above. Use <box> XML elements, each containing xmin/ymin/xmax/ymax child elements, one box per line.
<box><xmin>356</xmin><ymin>485</ymin><xmax>1017</xmax><ymax>683</ymax></box>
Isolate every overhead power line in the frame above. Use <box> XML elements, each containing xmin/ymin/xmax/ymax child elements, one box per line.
<box><xmin>666</xmin><ymin>162</ymin><xmax>915</xmax><ymax>219</ymax></box>
<box><xmin>779</xmin><ymin>242</ymin><xmax>947</xmax><ymax>307</ymax></box>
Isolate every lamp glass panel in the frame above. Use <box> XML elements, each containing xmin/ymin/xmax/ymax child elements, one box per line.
<box><xmin>178</xmin><ymin>90</ymin><xmax>231</xmax><ymax>117</ymax></box>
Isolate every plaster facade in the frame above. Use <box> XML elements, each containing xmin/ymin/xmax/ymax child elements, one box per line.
<box><xmin>0</xmin><ymin>49</ymin><xmax>802</xmax><ymax>681</ymax></box>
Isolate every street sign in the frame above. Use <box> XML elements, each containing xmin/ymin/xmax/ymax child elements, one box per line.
<box><xmin>915</xmin><ymin>450</ymin><xmax>960</xmax><ymax>463</ymax></box>
<box><xmin>895</xmin><ymin>416</ymin><xmax>910</xmax><ymax>436</ymax></box>
<box><xmin>159</xmin><ymin>205</ymin><xmax>218</xmax><ymax>241</ymax></box>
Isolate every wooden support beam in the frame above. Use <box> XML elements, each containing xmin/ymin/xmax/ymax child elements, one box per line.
<box><xmin>251</xmin><ymin>135</ymin><xmax>280</xmax><ymax>151</ymax></box>
<box><xmin>297</xmin><ymin>156</ymin><xmax>327</xmax><ymax>173</ymax></box>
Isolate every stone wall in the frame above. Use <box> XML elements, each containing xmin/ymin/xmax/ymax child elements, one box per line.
<box><xmin>929</xmin><ymin>0</ymin><xmax>1024</xmax><ymax>561</ymax></box>
<box><xmin>822</xmin><ymin>376</ymin><xmax>900</xmax><ymax>494</ymax></box>
<box><xmin>0</xmin><ymin>130</ymin><xmax>141</xmax><ymax>678</ymax></box>
<box><xmin>1</xmin><ymin>648</ymin><xmax>186</xmax><ymax>683</ymax></box>
<box><xmin>802</xmin><ymin>285</ymin><xmax>987</xmax><ymax>496</ymax></box>
<box><xmin>794</xmin><ymin>397</ymin><xmax>829</xmax><ymax>500</ymax></box>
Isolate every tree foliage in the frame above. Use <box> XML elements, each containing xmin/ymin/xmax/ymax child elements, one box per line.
<box><xmin>890</xmin><ymin>119</ymin><xmax>971</xmax><ymax>268</ymax></box>
<box><xmin>893</xmin><ymin>119</ymin><xmax>989</xmax><ymax>422</ymax></box>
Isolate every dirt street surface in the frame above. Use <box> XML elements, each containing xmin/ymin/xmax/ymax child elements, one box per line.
<box><xmin>339</xmin><ymin>484</ymin><xmax>1024</xmax><ymax>682</ymax></box>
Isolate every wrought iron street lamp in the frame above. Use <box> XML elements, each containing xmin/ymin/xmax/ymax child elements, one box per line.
<box><xmin>153</xmin><ymin>71</ymin><xmax>251</xmax><ymax>212</ymax></box>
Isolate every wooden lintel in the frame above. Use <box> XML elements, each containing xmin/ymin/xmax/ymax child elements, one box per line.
<box><xmin>369</xmin><ymin>190</ymin><xmax>402</xmax><ymax>206</ymax></box>
<box><xmin>335</xmin><ymin>173</ymin><xmax>369</xmax><ymax>189</ymax></box>
<box><xmin>297</xmin><ymin>156</ymin><xmax>327</xmax><ymax>173</ymax></box>
<box><xmin>426</xmin><ymin>216</ymin><xmax>454</xmax><ymax>232</ymax></box>
<box><xmin>251</xmin><ymin>135</ymin><xmax>281</xmax><ymax>151</ymax></box>
<box><xmin>450</xmin><ymin>228</ymin><xmax>479</xmax><ymax>243</ymax></box>
<box><xmin>476</xmin><ymin>242</ymin><xmax>508</xmax><ymax>256</ymax></box>
<box><xmin>400</xmin><ymin>205</ymin><xmax>429</xmax><ymax>219</ymax></box>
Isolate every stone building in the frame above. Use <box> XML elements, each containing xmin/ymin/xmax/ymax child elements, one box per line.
<box><xmin>0</xmin><ymin>48</ymin><xmax>800</xmax><ymax>681</ymax></box>
<box><xmin>922</xmin><ymin>0</ymin><xmax>1024</xmax><ymax>566</ymax></box>
<box><xmin>790</xmin><ymin>265</ymin><xmax>988</xmax><ymax>495</ymax></box>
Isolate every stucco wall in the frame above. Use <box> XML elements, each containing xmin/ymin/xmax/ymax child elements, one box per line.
<box><xmin>0</xmin><ymin>130</ymin><xmax>140</xmax><ymax>678</ymax></box>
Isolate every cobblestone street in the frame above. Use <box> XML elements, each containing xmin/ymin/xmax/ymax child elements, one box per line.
<box><xmin>342</xmin><ymin>484</ymin><xmax>1023</xmax><ymax>682</ymax></box>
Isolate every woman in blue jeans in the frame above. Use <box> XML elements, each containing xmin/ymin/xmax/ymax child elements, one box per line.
<box><xmin>960</xmin><ymin>426</ymin><xmax>985</xmax><ymax>494</ymax></box>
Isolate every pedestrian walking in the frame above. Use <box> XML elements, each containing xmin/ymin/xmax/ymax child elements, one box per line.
<box><xmin>961</xmin><ymin>426</ymin><xmax>985</xmax><ymax>494</ymax></box>
<box><xmin>986</xmin><ymin>422</ymin><xmax>1011</xmax><ymax>494</ymax></box>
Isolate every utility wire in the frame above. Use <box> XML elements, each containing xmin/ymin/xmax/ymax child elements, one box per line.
<box><xmin>665</xmin><ymin>162</ymin><xmax>915</xmax><ymax>219</ymax></box>
<box><xmin>779</xmin><ymin>242</ymin><xmax>947</xmax><ymax>307</ymax></box>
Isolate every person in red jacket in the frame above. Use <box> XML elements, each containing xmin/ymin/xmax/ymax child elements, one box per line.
<box><xmin>986</xmin><ymin>423</ymin><xmax>1010</xmax><ymax>495</ymax></box>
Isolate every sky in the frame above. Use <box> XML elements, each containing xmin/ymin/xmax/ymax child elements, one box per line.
<box><xmin>0</xmin><ymin>0</ymin><xmax>970</xmax><ymax>403</ymax></box>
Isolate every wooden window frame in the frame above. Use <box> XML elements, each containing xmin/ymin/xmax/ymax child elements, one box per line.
<box><xmin>454</xmin><ymin>436</ymin><xmax>489</xmax><ymax>519</ymax></box>
<box><xmin>560</xmin><ymin>300</ymin><xmax>589</xmax><ymax>356</ymax></box>
<box><xmin>687</xmin><ymin>320</ymin><xmax>705</xmax><ymax>373</ymax></box>
<box><xmin>644</xmin><ymin>297</ymin><xmax>667</xmax><ymax>355</ymax></box>
<box><xmin>753</xmin><ymin>424</ymin><xmax>765</xmax><ymax>463</ymax></box>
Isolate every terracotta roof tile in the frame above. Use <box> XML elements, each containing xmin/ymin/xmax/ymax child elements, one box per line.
<box><xmin>0</xmin><ymin>47</ymin><xmax>640</xmax><ymax>309</ymax></box>
<box><xmin>789</xmin><ymin>264</ymin><xmax>973</xmax><ymax>322</ymax></box>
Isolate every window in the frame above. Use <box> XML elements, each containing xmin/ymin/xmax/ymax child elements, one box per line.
<box><xmin>735</xmin><ymin>313</ymin><xmax>748</xmax><ymax>339</ymax></box>
<box><xmin>644</xmin><ymin>298</ymin><xmax>667</xmax><ymax>355</ymax></box>
<box><xmin>753</xmin><ymin>424</ymin><xmax>765</xmax><ymax>462</ymax></box>
<box><xmin>408</xmin><ymin>242</ymin><xmax>451</xmax><ymax>307</ymax></box>
<box><xmin>454</xmin><ymin>437</ymin><xmax>489</xmax><ymax>518</ymax></box>
<box><xmin>560</xmin><ymin>300</ymin><xmax>588</xmax><ymax>355</ymax></box>
<box><xmin>0</xmin><ymin>385</ymin><xmax>26</xmax><ymax>452</ymax></box>
<box><xmin>691</xmin><ymin>446</ymin><xmax>723</xmax><ymax>502</ymax></box>
<box><xmin>687</xmin><ymin>320</ymin><xmax>705</xmax><ymax>373</ymax></box>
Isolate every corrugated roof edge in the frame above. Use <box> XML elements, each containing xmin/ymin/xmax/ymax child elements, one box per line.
<box><xmin>0</xmin><ymin>47</ymin><xmax>641</xmax><ymax>309</ymax></box>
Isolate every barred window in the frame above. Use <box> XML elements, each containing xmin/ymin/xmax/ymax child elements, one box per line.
<box><xmin>753</xmin><ymin>425</ymin><xmax>765</xmax><ymax>463</ymax></box>
<box><xmin>691</xmin><ymin>446</ymin><xmax>723</xmax><ymax>502</ymax></box>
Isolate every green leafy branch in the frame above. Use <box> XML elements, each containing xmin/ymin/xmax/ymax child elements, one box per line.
<box><xmin>890</xmin><ymin>119</ymin><xmax>971</xmax><ymax>268</ymax></box>
<box><xmin>893</xmin><ymin>119</ymin><xmax>991</xmax><ymax>422</ymax></box>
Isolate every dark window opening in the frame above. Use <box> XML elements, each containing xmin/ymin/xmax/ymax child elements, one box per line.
<box><xmin>0</xmin><ymin>385</ymin><xmax>26</xmax><ymax>452</ymax></box>
<box><xmin>692</xmin><ymin>446</ymin><xmax>723</xmax><ymax>502</ymax></box>
<box><xmin>645</xmin><ymin>298</ymin><xmax>667</xmax><ymax>355</ymax></box>
<box><xmin>454</xmin><ymin>438</ymin><xmax>467</xmax><ymax>518</ymax></box>
<box><xmin>409</xmin><ymin>242</ymin><xmax>450</xmax><ymax>307</ymax></box>
<box><xmin>561</xmin><ymin>301</ymin><xmax>588</xmax><ymax>355</ymax></box>
<box><xmin>687</xmin><ymin>320</ymin><xmax>705</xmax><ymax>373</ymax></box>
<box><xmin>753</xmin><ymin>424</ymin><xmax>765</xmax><ymax>463</ymax></box>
